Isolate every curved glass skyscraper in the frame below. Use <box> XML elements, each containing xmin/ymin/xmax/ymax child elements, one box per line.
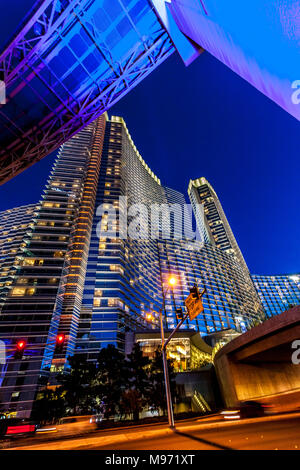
<box><xmin>77</xmin><ymin>116</ymin><xmax>264</xmax><ymax>361</ymax></box>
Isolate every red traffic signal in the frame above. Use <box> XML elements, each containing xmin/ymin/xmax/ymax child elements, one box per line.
<box><xmin>16</xmin><ymin>340</ymin><xmax>26</xmax><ymax>351</ymax></box>
<box><xmin>56</xmin><ymin>334</ymin><xmax>65</xmax><ymax>344</ymax></box>
<box><xmin>14</xmin><ymin>340</ymin><xmax>27</xmax><ymax>359</ymax></box>
<box><xmin>55</xmin><ymin>333</ymin><xmax>65</xmax><ymax>354</ymax></box>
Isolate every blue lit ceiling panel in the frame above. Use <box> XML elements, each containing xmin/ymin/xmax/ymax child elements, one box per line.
<box><xmin>0</xmin><ymin>0</ymin><xmax>174</xmax><ymax>184</ymax></box>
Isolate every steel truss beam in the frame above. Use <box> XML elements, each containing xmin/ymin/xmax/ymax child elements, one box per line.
<box><xmin>0</xmin><ymin>0</ymin><xmax>174</xmax><ymax>185</ymax></box>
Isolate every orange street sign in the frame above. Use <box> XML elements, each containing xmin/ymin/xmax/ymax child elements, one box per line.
<box><xmin>185</xmin><ymin>293</ymin><xmax>204</xmax><ymax>321</ymax></box>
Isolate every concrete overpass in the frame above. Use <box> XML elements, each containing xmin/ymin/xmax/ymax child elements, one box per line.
<box><xmin>214</xmin><ymin>306</ymin><xmax>300</xmax><ymax>412</ymax></box>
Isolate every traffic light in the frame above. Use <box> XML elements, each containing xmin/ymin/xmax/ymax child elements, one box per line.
<box><xmin>14</xmin><ymin>340</ymin><xmax>26</xmax><ymax>359</ymax></box>
<box><xmin>55</xmin><ymin>333</ymin><xmax>65</xmax><ymax>354</ymax></box>
<box><xmin>189</xmin><ymin>284</ymin><xmax>200</xmax><ymax>300</ymax></box>
<box><xmin>176</xmin><ymin>308</ymin><xmax>184</xmax><ymax>320</ymax></box>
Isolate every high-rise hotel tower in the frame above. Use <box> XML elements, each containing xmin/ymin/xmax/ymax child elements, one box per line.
<box><xmin>0</xmin><ymin>115</ymin><xmax>265</xmax><ymax>416</ymax></box>
<box><xmin>76</xmin><ymin>117</ymin><xmax>264</xmax><ymax>361</ymax></box>
<box><xmin>188</xmin><ymin>177</ymin><xmax>249</xmax><ymax>273</ymax></box>
<box><xmin>0</xmin><ymin>116</ymin><xmax>107</xmax><ymax>416</ymax></box>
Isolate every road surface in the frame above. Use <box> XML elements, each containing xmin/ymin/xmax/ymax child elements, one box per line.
<box><xmin>3</xmin><ymin>413</ymin><xmax>300</xmax><ymax>450</ymax></box>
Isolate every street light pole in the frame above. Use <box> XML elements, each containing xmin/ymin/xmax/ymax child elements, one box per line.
<box><xmin>158</xmin><ymin>278</ymin><xmax>190</xmax><ymax>429</ymax></box>
<box><xmin>158</xmin><ymin>306</ymin><xmax>189</xmax><ymax>429</ymax></box>
<box><xmin>159</xmin><ymin>307</ymin><xmax>175</xmax><ymax>428</ymax></box>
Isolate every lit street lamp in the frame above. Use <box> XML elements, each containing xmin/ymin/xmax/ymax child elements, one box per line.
<box><xmin>146</xmin><ymin>275</ymin><xmax>190</xmax><ymax>429</ymax></box>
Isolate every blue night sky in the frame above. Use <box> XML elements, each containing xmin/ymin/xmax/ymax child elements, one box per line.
<box><xmin>0</xmin><ymin>0</ymin><xmax>299</xmax><ymax>276</ymax></box>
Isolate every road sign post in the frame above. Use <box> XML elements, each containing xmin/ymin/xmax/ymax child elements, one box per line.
<box><xmin>185</xmin><ymin>294</ymin><xmax>204</xmax><ymax>321</ymax></box>
<box><xmin>185</xmin><ymin>285</ymin><xmax>206</xmax><ymax>321</ymax></box>
<box><xmin>154</xmin><ymin>283</ymin><xmax>206</xmax><ymax>429</ymax></box>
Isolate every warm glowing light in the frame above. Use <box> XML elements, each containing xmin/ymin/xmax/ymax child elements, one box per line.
<box><xmin>220</xmin><ymin>410</ymin><xmax>239</xmax><ymax>415</ymax></box>
<box><xmin>168</xmin><ymin>276</ymin><xmax>177</xmax><ymax>286</ymax></box>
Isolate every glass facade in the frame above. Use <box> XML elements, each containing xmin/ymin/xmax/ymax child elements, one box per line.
<box><xmin>0</xmin><ymin>204</ymin><xmax>37</xmax><ymax>313</ymax></box>
<box><xmin>134</xmin><ymin>331</ymin><xmax>212</xmax><ymax>373</ymax></box>
<box><xmin>77</xmin><ymin>116</ymin><xmax>265</xmax><ymax>362</ymax></box>
<box><xmin>138</xmin><ymin>337</ymin><xmax>191</xmax><ymax>371</ymax></box>
<box><xmin>0</xmin><ymin>116</ymin><xmax>106</xmax><ymax>416</ymax></box>
<box><xmin>77</xmin><ymin>116</ymin><xmax>166</xmax><ymax>359</ymax></box>
<box><xmin>252</xmin><ymin>274</ymin><xmax>300</xmax><ymax>318</ymax></box>
<box><xmin>158</xmin><ymin>240</ymin><xmax>264</xmax><ymax>334</ymax></box>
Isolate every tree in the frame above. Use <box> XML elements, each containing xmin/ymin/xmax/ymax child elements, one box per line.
<box><xmin>147</xmin><ymin>347</ymin><xmax>177</xmax><ymax>416</ymax></box>
<box><xmin>56</xmin><ymin>355</ymin><xmax>96</xmax><ymax>415</ymax></box>
<box><xmin>123</xmin><ymin>343</ymin><xmax>151</xmax><ymax>421</ymax></box>
<box><xmin>92</xmin><ymin>344</ymin><xmax>128</xmax><ymax>420</ymax></box>
<box><xmin>32</xmin><ymin>388</ymin><xmax>65</xmax><ymax>425</ymax></box>
<box><xmin>119</xmin><ymin>389</ymin><xmax>143</xmax><ymax>421</ymax></box>
<box><xmin>31</xmin><ymin>344</ymin><xmax>178</xmax><ymax>424</ymax></box>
